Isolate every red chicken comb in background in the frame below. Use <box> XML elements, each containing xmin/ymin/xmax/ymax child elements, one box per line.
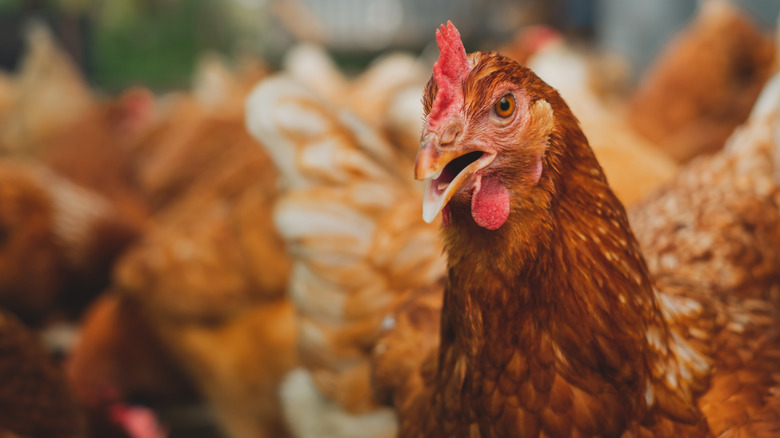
<box><xmin>428</xmin><ymin>21</ymin><xmax>471</xmax><ymax>127</ymax></box>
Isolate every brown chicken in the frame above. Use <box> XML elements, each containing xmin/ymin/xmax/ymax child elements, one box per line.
<box><xmin>102</xmin><ymin>65</ymin><xmax>295</xmax><ymax>438</ymax></box>
<box><xmin>0</xmin><ymin>309</ymin><xmax>85</xmax><ymax>438</ymax></box>
<box><xmin>376</xmin><ymin>22</ymin><xmax>780</xmax><ymax>437</ymax></box>
<box><xmin>627</xmin><ymin>0</ymin><xmax>776</xmax><ymax>163</ymax></box>
<box><xmin>0</xmin><ymin>160</ymin><xmax>142</xmax><ymax>323</ymax></box>
<box><xmin>629</xmin><ymin>73</ymin><xmax>780</xmax><ymax>302</ymax></box>
<box><xmin>0</xmin><ymin>25</ymin><xmax>150</xmax><ymax>225</ymax></box>
<box><xmin>125</xmin><ymin>56</ymin><xmax>268</xmax><ymax>211</ymax></box>
<box><xmin>0</xmin><ymin>25</ymin><xmax>149</xmax><ymax>323</ymax></box>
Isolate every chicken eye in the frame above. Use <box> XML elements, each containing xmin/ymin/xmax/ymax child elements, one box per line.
<box><xmin>494</xmin><ymin>95</ymin><xmax>515</xmax><ymax>118</ymax></box>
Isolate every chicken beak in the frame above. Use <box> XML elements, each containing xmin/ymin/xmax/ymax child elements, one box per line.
<box><xmin>414</xmin><ymin>133</ymin><xmax>445</xmax><ymax>180</ymax></box>
<box><xmin>414</xmin><ymin>132</ymin><xmax>495</xmax><ymax>224</ymax></box>
<box><xmin>415</xmin><ymin>134</ymin><xmax>451</xmax><ymax>223</ymax></box>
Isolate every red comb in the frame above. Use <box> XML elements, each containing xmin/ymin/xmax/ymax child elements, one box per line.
<box><xmin>428</xmin><ymin>21</ymin><xmax>470</xmax><ymax>127</ymax></box>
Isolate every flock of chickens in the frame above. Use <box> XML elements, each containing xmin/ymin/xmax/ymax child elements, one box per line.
<box><xmin>1</xmin><ymin>0</ymin><xmax>780</xmax><ymax>437</ymax></box>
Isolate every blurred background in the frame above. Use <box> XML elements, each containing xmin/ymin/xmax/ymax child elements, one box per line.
<box><xmin>0</xmin><ymin>1</ymin><xmax>779</xmax><ymax>438</ymax></box>
<box><xmin>0</xmin><ymin>0</ymin><xmax>777</xmax><ymax>90</ymax></box>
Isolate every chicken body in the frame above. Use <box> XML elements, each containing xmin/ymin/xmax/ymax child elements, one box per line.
<box><xmin>109</xmin><ymin>73</ymin><xmax>296</xmax><ymax>438</ymax></box>
<box><xmin>394</xmin><ymin>22</ymin><xmax>780</xmax><ymax>437</ymax></box>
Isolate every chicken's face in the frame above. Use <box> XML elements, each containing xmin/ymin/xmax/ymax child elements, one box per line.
<box><xmin>416</xmin><ymin>22</ymin><xmax>556</xmax><ymax>231</ymax></box>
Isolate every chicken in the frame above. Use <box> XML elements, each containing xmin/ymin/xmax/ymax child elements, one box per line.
<box><xmin>376</xmin><ymin>22</ymin><xmax>780</xmax><ymax>436</ymax></box>
<box><xmin>0</xmin><ymin>22</ymin><xmax>149</xmax><ymax>216</ymax></box>
<box><xmin>245</xmin><ymin>73</ymin><xmax>445</xmax><ymax>437</ymax></box>
<box><xmin>0</xmin><ymin>24</ymin><xmax>150</xmax><ymax>324</ymax></box>
<box><xmin>520</xmin><ymin>29</ymin><xmax>678</xmax><ymax>206</ymax></box>
<box><xmin>0</xmin><ymin>309</ymin><xmax>85</xmax><ymax>438</ymax></box>
<box><xmin>116</xmin><ymin>115</ymin><xmax>289</xmax><ymax>319</ymax></box>
<box><xmin>107</xmin><ymin>68</ymin><xmax>296</xmax><ymax>438</ymax></box>
<box><xmin>66</xmin><ymin>293</ymin><xmax>196</xmax><ymax>417</ymax></box>
<box><xmin>0</xmin><ymin>25</ymin><xmax>150</xmax><ymax>225</ymax></box>
<box><xmin>124</xmin><ymin>56</ymin><xmax>268</xmax><ymax>211</ymax></box>
<box><xmin>627</xmin><ymin>0</ymin><xmax>776</xmax><ymax>163</ymax></box>
<box><xmin>0</xmin><ymin>160</ymin><xmax>142</xmax><ymax>323</ymax></box>
<box><xmin>629</xmin><ymin>71</ymin><xmax>780</xmax><ymax>308</ymax></box>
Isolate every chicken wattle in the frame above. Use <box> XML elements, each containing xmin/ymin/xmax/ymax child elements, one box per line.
<box><xmin>470</xmin><ymin>174</ymin><xmax>510</xmax><ymax>230</ymax></box>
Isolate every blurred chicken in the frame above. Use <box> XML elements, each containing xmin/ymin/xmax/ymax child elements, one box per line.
<box><xmin>282</xmin><ymin>44</ymin><xmax>430</xmax><ymax>161</ymax></box>
<box><xmin>246</xmin><ymin>74</ymin><xmax>446</xmax><ymax>438</ymax></box>
<box><xmin>499</xmin><ymin>25</ymin><xmax>560</xmax><ymax>66</ymax></box>
<box><xmin>628</xmin><ymin>0</ymin><xmax>776</xmax><ymax>163</ymax></box>
<box><xmin>125</xmin><ymin>56</ymin><xmax>268</xmax><ymax>210</ymax></box>
<box><xmin>67</xmin><ymin>293</ymin><xmax>196</xmax><ymax>421</ymax></box>
<box><xmin>104</xmin><ymin>59</ymin><xmax>295</xmax><ymax>438</ymax></box>
<box><xmin>0</xmin><ymin>309</ymin><xmax>85</xmax><ymax>438</ymax></box>
<box><xmin>629</xmin><ymin>71</ymin><xmax>780</xmax><ymax>306</ymax></box>
<box><xmin>519</xmin><ymin>27</ymin><xmax>679</xmax><ymax>206</ymax></box>
<box><xmin>0</xmin><ymin>160</ymin><xmax>142</xmax><ymax>324</ymax></box>
<box><xmin>0</xmin><ymin>23</ymin><xmax>150</xmax><ymax>325</ymax></box>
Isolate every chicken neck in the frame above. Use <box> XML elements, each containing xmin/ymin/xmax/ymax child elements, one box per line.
<box><xmin>430</xmin><ymin>116</ymin><xmax>681</xmax><ymax>435</ymax></box>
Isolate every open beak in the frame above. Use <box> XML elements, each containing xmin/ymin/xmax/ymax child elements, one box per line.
<box><xmin>414</xmin><ymin>133</ymin><xmax>496</xmax><ymax>223</ymax></box>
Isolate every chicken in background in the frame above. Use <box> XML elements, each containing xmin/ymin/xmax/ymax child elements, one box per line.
<box><xmin>628</xmin><ymin>0</ymin><xmax>777</xmax><ymax>163</ymax></box>
<box><xmin>123</xmin><ymin>56</ymin><xmax>269</xmax><ymax>211</ymax></box>
<box><xmin>70</xmin><ymin>57</ymin><xmax>298</xmax><ymax>438</ymax></box>
<box><xmin>0</xmin><ymin>160</ymin><xmax>142</xmax><ymax>324</ymax></box>
<box><xmin>629</xmin><ymin>72</ymin><xmax>780</xmax><ymax>307</ymax></box>
<box><xmin>0</xmin><ymin>22</ymin><xmax>152</xmax><ymax>324</ymax></box>
<box><xmin>377</xmin><ymin>22</ymin><xmax>780</xmax><ymax>436</ymax></box>
<box><xmin>282</xmin><ymin>44</ymin><xmax>430</xmax><ymax>161</ymax></box>
<box><xmin>66</xmin><ymin>293</ymin><xmax>197</xmax><ymax>438</ymax></box>
<box><xmin>0</xmin><ymin>309</ymin><xmax>85</xmax><ymax>438</ymax></box>
<box><xmin>246</xmin><ymin>73</ymin><xmax>446</xmax><ymax>438</ymax></box>
<box><xmin>507</xmin><ymin>26</ymin><xmax>679</xmax><ymax>206</ymax></box>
